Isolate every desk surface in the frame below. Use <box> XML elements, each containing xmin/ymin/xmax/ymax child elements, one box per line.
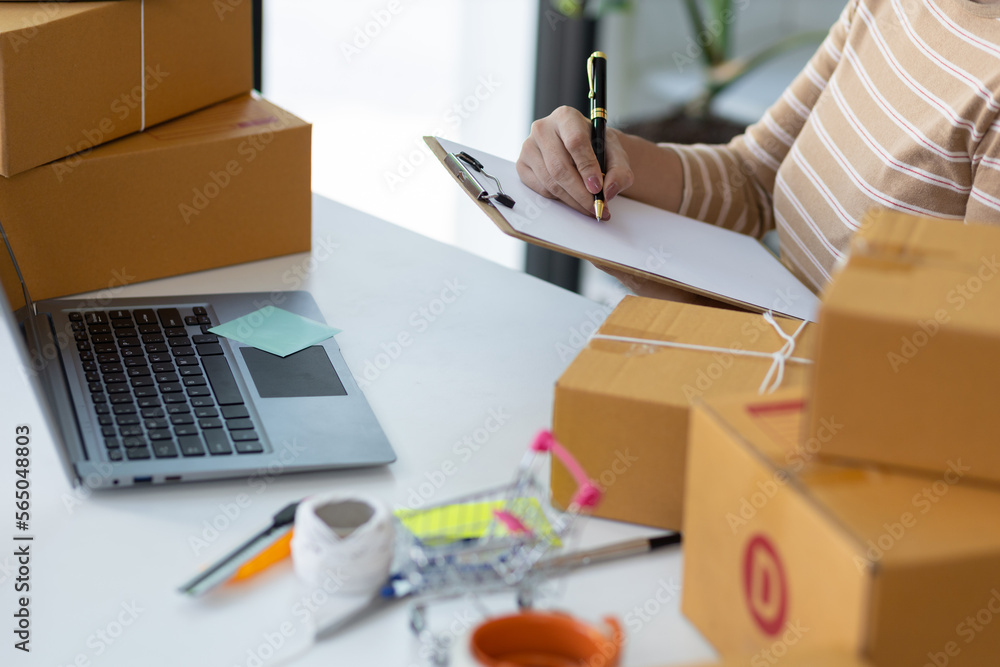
<box><xmin>0</xmin><ymin>196</ymin><xmax>716</xmax><ymax>666</ymax></box>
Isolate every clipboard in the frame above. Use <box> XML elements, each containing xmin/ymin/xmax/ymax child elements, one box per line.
<box><xmin>425</xmin><ymin>135</ymin><xmax>820</xmax><ymax>321</ymax></box>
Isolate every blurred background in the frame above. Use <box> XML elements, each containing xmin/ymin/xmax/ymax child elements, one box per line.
<box><xmin>260</xmin><ymin>0</ymin><xmax>844</xmax><ymax>306</ymax></box>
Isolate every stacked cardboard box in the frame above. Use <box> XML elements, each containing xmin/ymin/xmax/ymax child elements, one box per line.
<box><xmin>683</xmin><ymin>388</ymin><xmax>1000</xmax><ymax>666</ymax></box>
<box><xmin>553</xmin><ymin>213</ymin><xmax>1000</xmax><ymax>666</ymax></box>
<box><xmin>552</xmin><ymin>296</ymin><xmax>815</xmax><ymax>530</ymax></box>
<box><xmin>0</xmin><ymin>0</ymin><xmax>312</xmax><ymax>298</ymax></box>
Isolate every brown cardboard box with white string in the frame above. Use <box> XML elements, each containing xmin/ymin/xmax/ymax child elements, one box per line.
<box><xmin>551</xmin><ymin>296</ymin><xmax>815</xmax><ymax>530</ymax></box>
<box><xmin>0</xmin><ymin>0</ymin><xmax>252</xmax><ymax>176</ymax></box>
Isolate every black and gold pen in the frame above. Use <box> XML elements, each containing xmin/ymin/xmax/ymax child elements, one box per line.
<box><xmin>588</xmin><ymin>51</ymin><xmax>608</xmax><ymax>222</ymax></box>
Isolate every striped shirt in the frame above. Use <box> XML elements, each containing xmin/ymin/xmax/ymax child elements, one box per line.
<box><xmin>665</xmin><ymin>0</ymin><xmax>1000</xmax><ymax>293</ymax></box>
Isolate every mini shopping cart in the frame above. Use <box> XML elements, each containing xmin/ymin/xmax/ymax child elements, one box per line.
<box><xmin>392</xmin><ymin>430</ymin><xmax>602</xmax><ymax>662</ymax></box>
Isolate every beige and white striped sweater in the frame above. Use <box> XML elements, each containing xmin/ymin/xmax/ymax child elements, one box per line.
<box><xmin>665</xmin><ymin>0</ymin><xmax>1000</xmax><ymax>293</ymax></box>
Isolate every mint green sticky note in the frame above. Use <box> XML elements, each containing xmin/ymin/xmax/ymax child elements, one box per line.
<box><xmin>209</xmin><ymin>307</ymin><xmax>341</xmax><ymax>357</ymax></box>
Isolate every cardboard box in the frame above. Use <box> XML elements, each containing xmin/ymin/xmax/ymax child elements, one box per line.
<box><xmin>676</xmin><ymin>651</ymin><xmax>870</xmax><ymax>667</ymax></box>
<box><xmin>551</xmin><ymin>296</ymin><xmax>814</xmax><ymax>530</ymax></box>
<box><xmin>0</xmin><ymin>0</ymin><xmax>252</xmax><ymax>176</ymax></box>
<box><xmin>808</xmin><ymin>211</ymin><xmax>1000</xmax><ymax>484</ymax></box>
<box><xmin>683</xmin><ymin>387</ymin><xmax>1000</xmax><ymax>666</ymax></box>
<box><xmin>0</xmin><ymin>94</ymin><xmax>311</xmax><ymax>301</ymax></box>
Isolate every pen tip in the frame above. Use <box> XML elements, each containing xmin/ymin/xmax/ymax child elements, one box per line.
<box><xmin>594</xmin><ymin>200</ymin><xmax>605</xmax><ymax>221</ymax></box>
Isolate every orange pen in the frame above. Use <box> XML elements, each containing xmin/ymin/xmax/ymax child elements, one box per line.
<box><xmin>231</xmin><ymin>529</ymin><xmax>294</xmax><ymax>582</ymax></box>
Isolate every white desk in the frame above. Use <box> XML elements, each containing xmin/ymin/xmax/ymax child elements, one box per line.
<box><xmin>0</xmin><ymin>196</ymin><xmax>716</xmax><ymax>666</ymax></box>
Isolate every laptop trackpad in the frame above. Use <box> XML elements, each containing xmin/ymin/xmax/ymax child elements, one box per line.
<box><xmin>240</xmin><ymin>347</ymin><xmax>347</xmax><ymax>398</ymax></box>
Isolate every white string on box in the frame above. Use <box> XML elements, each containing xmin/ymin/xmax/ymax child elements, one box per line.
<box><xmin>589</xmin><ymin>311</ymin><xmax>811</xmax><ymax>394</ymax></box>
<box><xmin>289</xmin><ymin>492</ymin><xmax>395</xmax><ymax>594</ymax></box>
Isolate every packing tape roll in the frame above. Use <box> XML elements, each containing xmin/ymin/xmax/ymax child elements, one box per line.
<box><xmin>290</xmin><ymin>493</ymin><xmax>395</xmax><ymax>594</ymax></box>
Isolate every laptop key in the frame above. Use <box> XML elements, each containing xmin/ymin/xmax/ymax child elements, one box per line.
<box><xmin>167</xmin><ymin>403</ymin><xmax>191</xmax><ymax>414</ymax></box>
<box><xmin>98</xmin><ymin>415</ymin><xmax>114</xmax><ymax>426</ymax></box>
<box><xmin>231</xmin><ymin>430</ymin><xmax>259</xmax><ymax>442</ymax></box>
<box><xmin>145</xmin><ymin>418</ymin><xmax>169</xmax><ymax>430</ymax></box>
<box><xmin>125</xmin><ymin>357</ymin><xmax>147</xmax><ymax>368</ymax></box>
<box><xmin>101</xmin><ymin>426</ymin><xmax>117</xmax><ymax>437</ymax></box>
<box><xmin>175</xmin><ymin>357</ymin><xmax>200</xmax><ymax>367</ymax></box>
<box><xmin>178</xmin><ymin>436</ymin><xmax>205</xmax><ymax>456</ymax></box>
<box><xmin>157</xmin><ymin>308</ymin><xmax>183</xmax><ymax>328</ymax></box>
<box><xmin>190</xmin><ymin>396</ymin><xmax>215</xmax><ymax>408</ymax></box>
<box><xmin>155</xmin><ymin>372</ymin><xmax>179</xmax><ymax>384</ymax></box>
<box><xmin>148</xmin><ymin>429</ymin><xmax>173</xmax><ymax>441</ymax></box>
<box><xmin>126</xmin><ymin>446</ymin><xmax>151</xmax><ymax>460</ymax></box>
<box><xmin>69</xmin><ymin>311</ymin><xmax>83</xmax><ymax>321</ymax></box>
<box><xmin>153</xmin><ymin>441</ymin><xmax>179</xmax><ymax>458</ymax></box>
<box><xmin>134</xmin><ymin>387</ymin><xmax>158</xmax><ymax>398</ymax></box>
<box><xmin>104</xmin><ymin>373</ymin><xmax>127</xmax><ymax>384</ymax></box>
<box><xmin>163</xmin><ymin>394</ymin><xmax>187</xmax><ymax>404</ymax></box>
<box><xmin>141</xmin><ymin>408</ymin><xmax>165</xmax><ymax>419</ymax></box>
<box><xmin>199</xmin><ymin>418</ymin><xmax>223</xmax><ymax>430</ymax></box>
<box><xmin>168</xmin><ymin>337</ymin><xmax>192</xmax><ymax>348</ymax></box>
<box><xmin>175</xmin><ymin>425</ymin><xmax>199</xmax><ymax>437</ymax></box>
<box><xmin>192</xmin><ymin>334</ymin><xmax>217</xmax><ymax>345</ymax></box>
<box><xmin>159</xmin><ymin>383</ymin><xmax>183</xmax><ymax>393</ymax></box>
<box><xmin>113</xmin><ymin>404</ymin><xmax>137</xmax><ymax>415</ymax></box>
<box><xmin>121</xmin><ymin>348</ymin><xmax>144</xmax><ymax>358</ymax></box>
<box><xmin>234</xmin><ymin>440</ymin><xmax>264</xmax><ymax>454</ymax></box>
<box><xmin>128</xmin><ymin>366</ymin><xmax>151</xmax><ymax>377</ymax></box>
<box><xmin>172</xmin><ymin>347</ymin><xmax>195</xmax><ymax>357</ymax></box>
<box><xmin>170</xmin><ymin>414</ymin><xmax>194</xmax><ymax>425</ymax></box>
<box><xmin>148</xmin><ymin>353</ymin><xmax>171</xmax><ymax>364</ymax></box>
<box><xmin>184</xmin><ymin>315</ymin><xmax>199</xmax><ymax>326</ymax></box>
<box><xmin>195</xmin><ymin>407</ymin><xmax>218</xmax><ymax>418</ymax></box>
<box><xmin>201</xmin><ymin>356</ymin><xmax>243</xmax><ymax>405</ymax></box>
<box><xmin>141</xmin><ymin>334</ymin><xmax>165</xmax><ymax>345</ymax></box>
<box><xmin>95</xmin><ymin>404</ymin><xmax>111</xmax><ymax>414</ymax></box>
<box><xmin>108</xmin><ymin>449</ymin><xmax>123</xmax><ymax>461</ymax></box>
<box><xmin>164</xmin><ymin>327</ymin><xmax>187</xmax><ymax>338</ymax></box>
<box><xmin>138</xmin><ymin>324</ymin><xmax>161</xmax><ymax>335</ymax></box>
<box><xmin>138</xmin><ymin>397</ymin><xmax>161</xmax><ymax>409</ymax></box>
<box><xmin>133</xmin><ymin>309</ymin><xmax>156</xmax><ymax>325</ymax></box>
<box><xmin>86</xmin><ymin>371</ymin><xmax>101</xmax><ymax>383</ymax></box>
<box><xmin>105</xmin><ymin>437</ymin><xmax>120</xmax><ymax>449</ymax></box>
<box><xmin>84</xmin><ymin>311</ymin><xmax>108</xmax><ymax>325</ymax></box>
<box><xmin>152</xmin><ymin>363</ymin><xmax>175</xmax><ymax>374</ymax></box>
<box><xmin>119</xmin><ymin>426</ymin><xmax>143</xmax><ymax>437</ymax></box>
<box><xmin>108</xmin><ymin>309</ymin><xmax>131</xmax><ymax>321</ymax></box>
<box><xmin>183</xmin><ymin>376</ymin><xmax>206</xmax><ymax>387</ymax></box>
<box><xmin>92</xmin><ymin>393</ymin><xmax>107</xmax><ymax>404</ymax></box>
<box><xmin>146</xmin><ymin>343</ymin><xmax>168</xmax><ymax>354</ymax></box>
<box><xmin>116</xmin><ymin>415</ymin><xmax>140</xmax><ymax>426</ymax></box>
<box><xmin>187</xmin><ymin>386</ymin><xmax>211</xmax><ymax>397</ymax></box>
<box><xmin>226</xmin><ymin>418</ymin><xmax>254</xmax><ymax>431</ymax></box>
<box><xmin>197</xmin><ymin>343</ymin><xmax>224</xmax><ymax>356</ymax></box>
<box><xmin>193</xmin><ymin>306</ymin><xmax>208</xmax><ymax>316</ymax></box>
<box><xmin>204</xmin><ymin>430</ymin><xmax>232</xmax><ymax>455</ymax></box>
<box><xmin>180</xmin><ymin>367</ymin><xmax>203</xmax><ymax>377</ymax></box>
<box><xmin>122</xmin><ymin>436</ymin><xmax>147</xmax><ymax>448</ymax></box>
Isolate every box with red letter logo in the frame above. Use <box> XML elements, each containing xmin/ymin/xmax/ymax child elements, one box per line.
<box><xmin>682</xmin><ymin>387</ymin><xmax>1000</xmax><ymax>667</ymax></box>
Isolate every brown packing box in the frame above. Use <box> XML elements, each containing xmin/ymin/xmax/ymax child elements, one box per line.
<box><xmin>683</xmin><ymin>387</ymin><xmax>1000</xmax><ymax>666</ymax></box>
<box><xmin>551</xmin><ymin>296</ymin><xmax>815</xmax><ymax>530</ymax></box>
<box><xmin>807</xmin><ymin>211</ymin><xmax>1000</xmax><ymax>484</ymax></box>
<box><xmin>0</xmin><ymin>94</ymin><xmax>311</xmax><ymax>301</ymax></box>
<box><xmin>676</xmin><ymin>651</ymin><xmax>871</xmax><ymax>667</ymax></box>
<box><xmin>0</xmin><ymin>0</ymin><xmax>252</xmax><ymax>176</ymax></box>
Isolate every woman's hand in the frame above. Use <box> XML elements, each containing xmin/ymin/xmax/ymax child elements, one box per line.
<box><xmin>516</xmin><ymin>106</ymin><xmax>634</xmax><ymax>220</ymax></box>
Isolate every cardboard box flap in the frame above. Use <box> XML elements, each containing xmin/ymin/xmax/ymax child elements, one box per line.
<box><xmin>702</xmin><ymin>389</ymin><xmax>1000</xmax><ymax>567</ymax></box>
<box><xmin>826</xmin><ymin>214</ymin><xmax>1000</xmax><ymax>333</ymax></box>
<box><xmin>60</xmin><ymin>95</ymin><xmax>307</xmax><ymax>162</ymax></box>
<box><xmin>558</xmin><ymin>297</ymin><xmax>814</xmax><ymax>404</ymax></box>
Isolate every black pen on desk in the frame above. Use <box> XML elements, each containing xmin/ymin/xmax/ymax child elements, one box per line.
<box><xmin>588</xmin><ymin>51</ymin><xmax>608</xmax><ymax>222</ymax></box>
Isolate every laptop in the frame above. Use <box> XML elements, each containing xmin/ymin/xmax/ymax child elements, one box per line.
<box><xmin>0</xmin><ymin>223</ymin><xmax>395</xmax><ymax>489</ymax></box>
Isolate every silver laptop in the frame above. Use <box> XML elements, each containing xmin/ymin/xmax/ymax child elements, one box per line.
<box><xmin>0</xmin><ymin>224</ymin><xmax>395</xmax><ymax>489</ymax></box>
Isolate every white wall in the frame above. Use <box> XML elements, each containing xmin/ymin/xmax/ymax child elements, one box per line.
<box><xmin>262</xmin><ymin>1</ymin><xmax>537</xmax><ymax>271</ymax></box>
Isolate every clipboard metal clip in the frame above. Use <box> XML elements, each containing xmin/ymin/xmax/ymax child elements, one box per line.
<box><xmin>445</xmin><ymin>151</ymin><xmax>515</xmax><ymax>209</ymax></box>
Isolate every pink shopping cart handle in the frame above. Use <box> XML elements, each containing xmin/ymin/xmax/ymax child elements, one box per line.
<box><xmin>532</xmin><ymin>431</ymin><xmax>602</xmax><ymax>509</ymax></box>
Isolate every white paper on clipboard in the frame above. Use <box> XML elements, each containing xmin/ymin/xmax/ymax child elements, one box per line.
<box><xmin>435</xmin><ymin>137</ymin><xmax>820</xmax><ymax>321</ymax></box>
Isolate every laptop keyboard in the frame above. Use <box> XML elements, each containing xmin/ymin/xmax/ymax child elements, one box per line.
<box><xmin>69</xmin><ymin>306</ymin><xmax>264</xmax><ymax>463</ymax></box>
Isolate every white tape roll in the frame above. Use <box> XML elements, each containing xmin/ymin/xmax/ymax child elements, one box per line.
<box><xmin>290</xmin><ymin>493</ymin><xmax>395</xmax><ymax>595</ymax></box>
